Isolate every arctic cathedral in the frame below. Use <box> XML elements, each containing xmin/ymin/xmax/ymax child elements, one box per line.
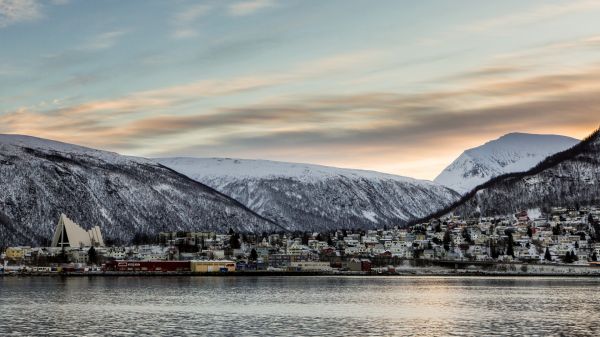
<box><xmin>51</xmin><ymin>214</ymin><xmax>105</xmax><ymax>248</ymax></box>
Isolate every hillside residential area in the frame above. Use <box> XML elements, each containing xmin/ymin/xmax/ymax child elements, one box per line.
<box><xmin>3</xmin><ymin>206</ymin><xmax>600</xmax><ymax>276</ymax></box>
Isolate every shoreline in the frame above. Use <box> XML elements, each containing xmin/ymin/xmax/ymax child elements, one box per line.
<box><xmin>3</xmin><ymin>270</ymin><xmax>600</xmax><ymax>278</ymax></box>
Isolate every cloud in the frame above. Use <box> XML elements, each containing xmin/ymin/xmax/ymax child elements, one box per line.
<box><xmin>78</xmin><ymin>30</ymin><xmax>127</xmax><ymax>51</ymax></box>
<box><xmin>2</xmin><ymin>47</ymin><xmax>598</xmax><ymax>179</ymax></box>
<box><xmin>38</xmin><ymin>50</ymin><xmax>380</xmax><ymax>115</ymax></box>
<box><xmin>5</xmin><ymin>64</ymin><xmax>599</xmax><ymax>154</ymax></box>
<box><xmin>171</xmin><ymin>4</ymin><xmax>211</xmax><ymax>39</ymax></box>
<box><xmin>0</xmin><ymin>0</ymin><xmax>40</xmax><ymax>28</ymax></box>
<box><xmin>228</xmin><ymin>0</ymin><xmax>274</xmax><ymax>16</ymax></box>
<box><xmin>0</xmin><ymin>50</ymin><xmax>382</xmax><ymax>142</ymax></box>
<box><xmin>462</xmin><ymin>0</ymin><xmax>600</xmax><ymax>32</ymax></box>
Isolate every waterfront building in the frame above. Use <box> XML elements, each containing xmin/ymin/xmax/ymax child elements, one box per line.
<box><xmin>190</xmin><ymin>260</ymin><xmax>236</xmax><ymax>272</ymax></box>
<box><xmin>289</xmin><ymin>261</ymin><xmax>332</xmax><ymax>272</ymax></box>
<box><xmin>4</xmin><ymin>246</ymin><xmax>30</xmax><ymax>261</ymax></box>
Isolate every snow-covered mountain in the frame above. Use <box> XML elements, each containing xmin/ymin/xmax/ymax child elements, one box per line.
<box><xmin>0</xmin><ymin>135</ymin><xmax>280</xmax><ymax>246</ymax></box>
<box><xmin>434</xmin><ymin>133</ymin><xmax>579</xmax><ymax>194</ymax></box>
<box><xmin>422</xmin><ymin>128</ymin><xmax>600</xmax><ymax>220</ymax></box>
<box><xmin>156</xmin><ymin>158</ymin><xmax>460</xmax><ymax>231</ymax></box>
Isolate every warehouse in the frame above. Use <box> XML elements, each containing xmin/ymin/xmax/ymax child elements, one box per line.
<box><xmin>102</xmin><ymin>260</ymin><xmax>190</xmax><ymax>272</ymax></box>
<box><xmin>190</xmin><ymin>260</ymin><xmax>236</xmax><ymax>273</ymax></box>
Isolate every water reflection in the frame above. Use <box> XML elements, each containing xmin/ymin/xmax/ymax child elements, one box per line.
<box><xmin>1</xmin><ymin>276</ymin><xmax>599</xmax><ymax>336</ymax></box>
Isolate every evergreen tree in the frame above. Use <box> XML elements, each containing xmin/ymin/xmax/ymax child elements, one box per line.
<box><xmin>249</xmin><ymin>248</ymin><xmax>258</xmax><ymax>261</ymax></box>
<box><xmin>544</xmin><ymin>247</ymin><xmax>552</xmax><ymax>261</ymax></box>
<box><xmin>491</xmin><ymin>242</ymin><xmax>499</xmax><ymax>259</ymax></box>
<box><xmin>462</xmin><ymin>228</ymin><xmax>473</xmax><ymax>244</ymax></box>
<box><xmin>88</xmin><ymin>246</ymin><xmax>98</xmax><ymax>265</ymax></box>
<box><xmin>552</xmin><ymin>224</ymin><xmax>561</xmax><ymax>236</ymax></box>
<box><xmin>527</xmin><ymin>226</ymin><xmax>533</xmax><ymax>238</ymax></box>
<box><xmin>230</xmin><ymin>233</ymin><xmax>241</xmax><ymax>249</ymax></box>
<box><xmin>302</xmin><ymin>233</ymin><xmax>310</xmax><ymax>245</ymax></box>
<box><xmin>592</xmin><ymin>251</ymin><xmax>598</xmax><ymax>262</ymax></box>
<box><xmin>443</xmin><ymin>230</ymin><xmax>452</xmax><ymax>251</ymax></box>
<box><xmin>563</xmin><ymin>251</ymin><xmax>573</xmax><ymax>263</ymax></box>
<box><xmin>506</xmin><ymin>233</ymin><xmax>515</xmax><ymax>257</ymax></box>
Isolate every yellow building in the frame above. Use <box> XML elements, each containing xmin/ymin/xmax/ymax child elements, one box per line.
<box><xmin>5</xmin><ymin>247</ymin><xmax>27</xmax><ymax>260</ymax></box>
<box><xmin>190</xmin><ymin>260</ymin><xmax>236</xmax><ymax>273</ymax></box>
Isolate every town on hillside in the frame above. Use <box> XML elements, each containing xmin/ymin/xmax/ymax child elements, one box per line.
<box><xmin>3</xmin><ymin>206</ymin><xmax>600</xmax><ymax>276</ymax></box>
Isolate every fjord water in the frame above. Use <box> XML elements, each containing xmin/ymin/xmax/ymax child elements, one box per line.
<box><xmin>1</xmin><ymin>276</ymin><xmax>599</xmax><ymax>336</ymax></box>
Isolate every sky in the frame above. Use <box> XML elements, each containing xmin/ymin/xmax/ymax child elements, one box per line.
<box><xmin>1</xmin><ymin>0</ymin><xmax>599</xmax><ymax>180</ymax></box>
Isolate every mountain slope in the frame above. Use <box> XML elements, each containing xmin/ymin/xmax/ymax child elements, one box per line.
<box><xmin>434</xmin><ymin>133</ymin><xmax>579</xmax><ymax>194</ymax></box>
<box><xmin>421</xmin><ymin>127</ymin><xmax>600</xmax><ymax>221</ymax></box>
<box><xmin>0</xmin><ymin>135</ymin><xmax>280</xmax><ymax>246</ymax></box>
<box><xmin>156</xmin><ymin>158</ymin><xmax>460</xmax><ymax>231</ymax></box>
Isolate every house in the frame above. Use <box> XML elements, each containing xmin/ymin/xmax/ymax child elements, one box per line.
<box><xmin>348</xmin><ymin>258</ymin><xmax>372</xmax><ymax>272</ymax></box>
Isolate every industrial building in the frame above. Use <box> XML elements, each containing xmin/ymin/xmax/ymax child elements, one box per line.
<box><xmin>190</xmin><ymin>260</ymin><xmax>236</xmax><ymax>273</ymax></box>
<box><xmin>102</xmin><ymin>260</ymin><xmax>191</xmax><ymax>272</ymax></box>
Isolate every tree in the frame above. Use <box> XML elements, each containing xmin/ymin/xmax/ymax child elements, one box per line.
<box><xmin>527</xmin><ymin>226</ymin><xmax>533</xmax><ymax>238</ymax></box>
<box><xmin>563</xmin><ymin>251</ymin><xmax>573</xmax><ymax>263</ymax></box>
<box><xmin>491</xmin><ymin>243</ymin><xmax>499</xmax><ymax>259</ymax></box>
<box><xmin>552</xmin><ymin>224</ymin><xmax>561</xmax><ymax>236</ymax></box>
<box><xmin>302</xmin><ymin>233</ymin><xmax>310</xmax><ymax>245</ymax></box>
<box><xmin>230</xmin><ymin>233</ymin><xmax>241</xmax><ymax>249</ymax></box>
<box><xmin>592</xmin><ymin>251</ymin><xmax>598</xmax><ymax>262</ymax></box>
<box><xmin>506</xmin><ymin>233</ymin><xmax>515</xmax><ymax>257</ymax></box>
<box><xmin>544</xmin><ymin>247</ymin><xmax>552</xmax><ymax>261</ymax></box>
<box><xmin>88</xmin><ymin>246</ymin><xmax>98</xmax><ymax>265</ymax></box>
<box><xmin>443</xmin><ymin>230</ymin><xmax>452</xmax><ymax>251</ymax></box>
<box><xmin>327</xmin><ymin>236</ymin><xmax>334</xmax><ymax>247</ymax></box>
<box><xmin>249</xmin><ymin>248</ymin><xmax>258</xmax><ymax>261</ymax></box>
<box><xmin>572</xmin><ymin>250</ymin><xmax>579</xmax><ymax>262</ymax></box>
<box><xmin>462</xmin><ymin>228</ymin><xmax>473</xmax><ymax>244</ymax></box>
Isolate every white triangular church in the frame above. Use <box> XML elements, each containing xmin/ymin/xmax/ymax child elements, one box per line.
<box><xmin>51</xmin><ymin>214</ymin><xmax>105</xmax><ymax>248</ymax></box>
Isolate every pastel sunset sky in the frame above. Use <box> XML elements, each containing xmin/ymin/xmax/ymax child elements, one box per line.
<box><xmin>1</xmin><ymin>0</ymin><xmax>599</xmax><ymax>179</ymax></box>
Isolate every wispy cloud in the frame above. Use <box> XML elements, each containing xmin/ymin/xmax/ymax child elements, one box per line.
<box><xmin>171</xmin><ymin>4</ymin><xmax>211</xmax><ymax>39</ymax></box>
<box><xmin>0</xmin><ymin>50</ymin><xmax>382</xmax><ymax>145</ymax></box>
<box><xmin>228</xmin><ymin>0</ymin><xmax>274</xmax><ymax>16</ymax></box>
<box><xmin>0</xmin><ymin>0</ymin><xmax>40</xmax><ymax>28</ymax></box>
<box><xmin>78</xmin><ymin>30</ymin><xmax>127</xmax><ymax>51</ymax></box>
<box><xmin>462</xmin><ymin>0</ymin><xmax>600</xmax><ymax>32</ymax></box>
<box><xmin>2</xmin><ymin>59</ymin><xmax>598</xmax><ymax>179</ymax></box>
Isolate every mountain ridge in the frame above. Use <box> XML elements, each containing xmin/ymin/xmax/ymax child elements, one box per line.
<box><xmin>156</xmin><ymin>157</ymin><xmax>461</xmax><ymax>231</ymax></box>
<box><xmin>434</xmin><ymin>132</ymin><xmax>579</xmax><ymax>194</ymax></box>
<box><xmin>416</xmin><ymin>127</ymin><xmax>600</xmax><ymax>223</ymax></box>
<box><xmin>0</xmin><ymin>134</ymin><xmax>281</xmax><ymax>246</ymax></box>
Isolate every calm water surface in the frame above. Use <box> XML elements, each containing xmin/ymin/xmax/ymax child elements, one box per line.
<box><xmin>1</xmin><ymin>276</ymin><xmax>599</xmax><ymax>336</ymax></box>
